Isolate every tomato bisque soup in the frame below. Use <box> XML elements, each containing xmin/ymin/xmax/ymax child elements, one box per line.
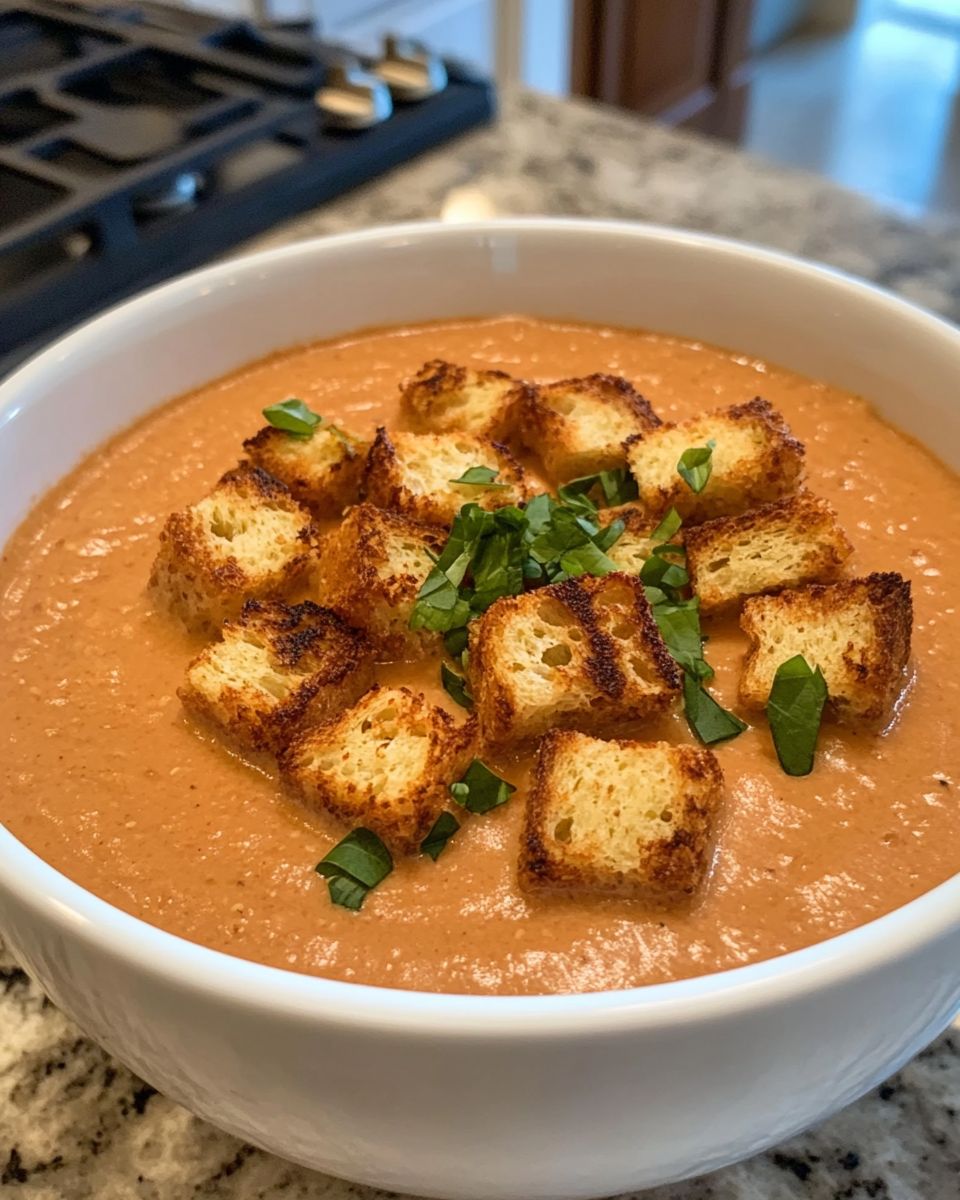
<box><xmin>1</xmin><ymin>316</ymin><xmax>956</xmax><ymax>996</ymax></box>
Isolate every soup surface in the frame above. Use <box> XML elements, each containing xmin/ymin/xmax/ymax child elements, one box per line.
<box><xmin>2</xmin><ymin>316</ymin><xmax>958</xmax><ymax>996</ymax></box>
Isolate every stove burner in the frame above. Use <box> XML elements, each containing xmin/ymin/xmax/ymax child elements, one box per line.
<box><xmin>0</xmin><ymin>0</ymin><xmax>494</xmax><ymax>372</ymax></box>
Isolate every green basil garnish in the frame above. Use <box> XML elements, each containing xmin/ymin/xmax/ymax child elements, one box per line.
<box><xmin>593</xmin><ymin>518</ymin><xmax>625</xmax><ymax>554</ymax></box>
<box><xmin>639</xmin><ymin>549</ymin><xmax>689</xmax><ymax>596</ymax></box>
<box><xmin>408</xmin><ymin>490</ymin><xmax>626</xmax><ymax>638</ymax></box>
<box><xmin>650</xmin><ymin>507</ymin><xmax>682</xmax><ymax>543</ymax></box>
<box><xmin>443</xmin><ymin>626</ymin><xmax>469</xmax><ymax>660</ymax></box>
<box><xmin>637</xmin><ymin>517</ymin><xmax>746</xmax><ymax>743</ymax></box>
<box><xmin>650</xmin><ymin>598</ymin><xmax>713</xmax><ymax>680</ymax></box>
<box><xmin>682</xmin><ymin>674</ymin><xmax>748</xmax><ymax>746</ymax></box>
<box><xmin>767</xmin><ymin>654</ymin><xmax>828</xmax><ymax>776</ymax></box>
<box><xmin>450</xmin><ymin>465</ymin><xmax>509</xmax><ymax>490</ymax></box>
<box><xmin>420</xmin><ymin>812</ymin><xmax>461</xmax><ymax>861</ymax></box>
<box><xmin>677</xmin><ymin>440</ymin><xmax>716</xmax><ymax>493</ymax></box>
<box><xmin>441</xmin><ymin>661</ymin><xmax>473</xmax><ymax>710</ymax></box>
<box><xmin>262</xmin><ymin>397</ymin><xmax>355</xmax><ymax>451</ymax></box>
<box><xmin>450</xmin><ymin>760</ymin><xmax>516</xmax><ymax>815</ymax></box>
<box><xmin>315</xmin><ymin>828</ymin><xmax>393</xmax><ymax>911</ymax></box>
<box><xmin>557</xmin><ymin>468</ymin><xmax>638</xmax><ymax>512</ymax></box>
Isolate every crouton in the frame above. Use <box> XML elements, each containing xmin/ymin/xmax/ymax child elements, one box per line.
<box><xmin>149</xmin><ymin>465</ymin><xmax>315</xmax><ymax>632</ymax></box>
<box><xmin>280</xmin><ymin>686</ymin><xmax>476</xmax><ymax>853</ymax></box>
<box><xmin>625</xmin><ymin>396</ymin><xmax>804</xmax><ymax>523</ymax></box>
<box><xmin>179</xmin><ymin>599</ymin><xmax>375</xmax><ymax>753</ymax></box>
<box><xmin>686</xmin><ymin>493</ymin><xmax>853</xmax><ymax>613</ymax></box>
<box><xmin>521</xmin><ymin>373</ymin><xmax>660</xmax><ymax>481</ymax></box>
<box><xmin>468</xmin><ymin>572</ymin><xmax>681</xmax><ymax>747</ymax></box>
<box><xmin>314</xmin><ymin>503</ymin><xmax>446</xmax><ymax>660</ymax></box>
<box><xmin>243</xmin><ymin>421</ymin><xmax>366</xmax><ymax>517</ymax></box>
<box><xmin>600</xmin><ymin>505</ymin><xmax>667</xmax><ymax>575</ymax></box>
<box><xmin>739</xmin><ymin>572</ymin><xmax>912</xmax><ymax>727</ymax></box>
<box><xmin>399</xmin><ymin>359</ymin><xmax>527</xmax><ymax>442</ymax></box>
<box><xmin>519</xmin><ymin>730</ymin><xmax>724</xmax><ymax>904</ymax></box>
<box><xmin>364</xmin><ymin>429</ymin><xmax>530</xmax><ymax>526</ymax></box>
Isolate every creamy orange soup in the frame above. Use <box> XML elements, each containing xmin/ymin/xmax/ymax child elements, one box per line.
<box><xmin>2</xmin><ymin>317</ymin><xmax>958</xmax><ymax>995</ymax></box>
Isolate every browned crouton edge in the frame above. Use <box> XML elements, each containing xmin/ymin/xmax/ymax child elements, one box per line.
<box><xmin>520</xmin><ymin>729</ymin><xmax>724</xmax><ymax>899</ymax></box>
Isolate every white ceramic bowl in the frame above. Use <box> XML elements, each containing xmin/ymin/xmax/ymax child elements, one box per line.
<box><xmin>2</xmin><ymin>220</ymin><xmax>960</xmax><ymax>1200</ymax></box>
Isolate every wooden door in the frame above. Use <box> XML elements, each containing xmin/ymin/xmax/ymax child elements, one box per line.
<box><xmin>571</xmin><ymin>0</ymin><xmax>755</xmax><ymax>139</ymax></box>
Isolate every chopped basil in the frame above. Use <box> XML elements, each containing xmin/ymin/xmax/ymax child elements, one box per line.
<box><xmin>409</xmin><ymin>490</ymin><xmax>625</xmax><ymax>637</ymax></box>
<box><xmin>528</xmin><ymin>506</ymin><xmax>617</xmax><ymax>578</ymax></box>
<box><xmin>410</xmin><ymin>565</ymin><xmax>472</xmax><ymax>632</ymax></box>
<box><xmin>450</xmin><ymin>759</ymin><xmax>516</xmax><ymax>815</ymax></box>
<box><xmin>262</xmin><ymin>397</ymin><xmax>356</xmax><ymax>452</ymax></box>
<box><xmin>441</xmin><ymin>661</ymin><xmax>473</xmax><ymax>710</ymax></box>
<box><xmin>443</xmin><ymin>626</ymin><xmax>469</xmax><ymax>660</ymax></box>
<box><xmin>409</xmin><ymin>504</ymin><xmax>491</xmax><ymax>633</ymax></box>
<box><xmin>767</xmin><ymin>654</ymin><xmax>828</xmax><ymax>776</ymax></box>
<box><xmin>639</xmin><ymin>550</ymin><xmax>689</xmax><ymax>596</ymax></box>
<box><xmin>521</xmin><ymin>492</ymin><xmax>555</xmax><ymax>537</ymax></box>
<box><xmin>470</xmin><ymin>511</ymin><xmax>527</xmax><ymax>611</ymax></box>
<box><xmin>450</xmin><ymin>465</ymin><xmax>510</xmax><ymax>490</ymax></box>
<box><xmin>315</xmin><ymin>827</ymin><xmax>393</xmax><ymax>911</ymax></box>
<box><xmin>677</xmin><ymin>440</ymin><xmax>716</xmax><ymax>494</ymax></box>
<box><xmin>263</xmin><ymin>397</ymin><xmax>320</xmax><ymax>437</ymax></box>
<box><xmin>650</xmin><ymin>598</ymin><xmax>713</xmax><ymax>681</ymax></box>
<box><xmin>558</xmin><ymin>468</ymin><xmax>638</xmax><ymax>511</ymax></box>
<box><xmin>593</xmin><ymin>518</ymin><xmax>625</xmax><ymax>554</ymax></box>
<box><xmin>327</xmin><ymin>876</ymin><xmax>368</xmax><ymax>909</ymax></box>
<box><xmin>643</xmin><ymin>584</ymin><xmax>669</xmax><ymax>608</ymax></box>
<box><xmin>650</xmin><ymin>507</ymin><xmax>682</xmax><ymax>543</ymax></box>
<box><xmin>682</xmin><ymin>674</ymin><xmax>748</xmax><ymax>745</ymax></box>
<box><xmin>420</xmin><ymin>812</ymin><xmax>461</xmax><ymax>861</ymax></box>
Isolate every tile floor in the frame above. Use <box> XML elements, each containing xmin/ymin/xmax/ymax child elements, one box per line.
<box><xmin>743</xmin><ymin>0</ymin><xmax>960</xmax><ymax>218</ymax></box>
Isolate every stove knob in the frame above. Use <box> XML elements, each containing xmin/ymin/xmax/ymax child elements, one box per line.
<box><xmin>373</xmin><ymin>35</ymin><xmax>448</xmax><ymax>102</ymax></box>
<box><xmin>314</xmin><ymin>58</ymin><xmax>394</xmax><ymax>130</ymax></box>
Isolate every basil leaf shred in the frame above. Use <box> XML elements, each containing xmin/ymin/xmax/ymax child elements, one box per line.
<box><xmin>450</xmin><ymin>465</ymin><xmax>510</xmax><ymax>490</ymax></box>
<box><xmin>677</xmin><ymin>440</ymin><xmax>716</xmax><ymax>493</ymax></box>
<box><xmin>441</xmin><ymin>661</ymin><xmax>473</xmax><ymax>710</ymax></box>
<box><xmin>420</xmin><ymin>812</ymin><xmax>461</xmax><ymax>861</ymax></box>
<box><xmin>766</xmin><ymin>654</ymin><xmax>829</xmax><ymax>776</ymax></box>
<box><xmin>316</xmin><ymin>828</ymin><xmax>393</xmax><ymax>911</ymax></box>
<box><xmin>682</xmin><ymin>674</ymin><xmax>748</xmax><ymax>745</ymax></box>
<box><xmin>450</xmin><ymin>760</ymin><xmax>516</xmax><ymax>815</ymax></box>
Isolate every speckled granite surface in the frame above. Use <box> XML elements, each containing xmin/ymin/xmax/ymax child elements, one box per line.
<box><xmin>3</xmin><ymin>89</ymin><xmax>960</xmax><ymax>1199</ymax></box>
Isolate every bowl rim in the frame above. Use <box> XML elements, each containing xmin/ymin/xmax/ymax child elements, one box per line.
<box><xmin>2</xmin><ymin>215</ymin><xmax>959</xmax><ymax>1036</ymax></box>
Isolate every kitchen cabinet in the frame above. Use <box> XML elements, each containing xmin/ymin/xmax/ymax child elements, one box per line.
<box><xmin>571</xmin><ymin>0</ymin><xmax>755</xmax><ymax>138</ymax></box>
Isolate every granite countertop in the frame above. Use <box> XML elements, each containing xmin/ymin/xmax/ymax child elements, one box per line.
<box><xmin>2</xmin><ymin>88</ymin><xmax>959</xmax><ymax>1200</ymax></box>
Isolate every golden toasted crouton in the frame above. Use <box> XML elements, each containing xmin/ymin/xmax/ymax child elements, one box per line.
<box><xmin>399</xmin><ymin>359</ymin><xmax>527</xmax><ymax>442</ymax></box>
<box><xmin>521</xmin><ymin>373</ymin><xmax>660</xmax><ymax>481</ymax></box>
<box><xmin>314</xmin><ymin>503</ymin><xmax>446</xmax><ymax>660</ymax></box>
<box><xmin>364</xmin><ymin>429</ymin><xmax>530</xmax><ymax>526</ymax></box>
<box><xmin>600</xmin><ymin>505</ymin><xmax>668</xmax><ymax>575</ymax></box>
<box><xmin>625</xmin><ymin>396</ymin><xmax>804</xmax><ymax>523</ymax></box>
<box><xmin>686</xmin><ymin>493</ymin><xmax>853</xmax><ymax>613</ymax></box>
<box><xmin>149</xmin><ymin>465</ymin><xmax>315</xmax><ymax>632</ymax></box>
<box><xmin>739</xmin><ymin>572</ymin><xmax>912</xmax><ymax>727</ymax></box>
<box><xmin>280</xmin><ymin>686</ymin><xmax>476</xmax><ymax>854</ymax></box>
<box><xmin>243</xmin><ymin>422</ymin><xmax>366</xmax><ymax>517</ymax></box>
<box><xmin>519</xmin><ymin>730</ymin><xmax>724</xmax><ymax>904</ymax></box>
<box><xmin>468</xmin><ymin>572</ymin><xmax>681</xmax><ymax>747</ymax></box>
<box><xmin>179</xmin><ymin>600</ymin><xmax>375</xmax><ymax>753</ymax></box>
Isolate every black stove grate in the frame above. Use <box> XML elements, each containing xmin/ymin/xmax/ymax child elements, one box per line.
<box><xmin>0</xmin><ymin>0</ymin><xmax>495</xmax><ymax>371</ymax></box>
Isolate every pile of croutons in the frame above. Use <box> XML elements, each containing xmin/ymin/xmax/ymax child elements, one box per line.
<box><xmin>150</xmin><ymin>359</ymin><xmax>912</xmax><ymax>911</ymax></box>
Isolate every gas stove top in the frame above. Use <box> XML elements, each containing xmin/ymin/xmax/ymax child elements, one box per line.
<box><xmin>0</xmin><ymin>0</ymin><xmax>495</xmax><ymax>372</ymax></box>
